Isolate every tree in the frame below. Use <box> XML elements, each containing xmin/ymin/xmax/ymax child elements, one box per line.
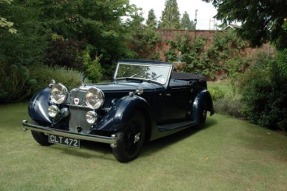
<box><xmin>127</xmin><ymin>11</ymin><xmax>161</xmax><ymax>59</ymax></box>
<box><xmin>204</xmin><ymin>0</ymin><xmax>287</xmax><ymax>49</ymax></box>
<box><xmin>0</xmin><ymin>0</ymin><xmax>16</xmax><ymax>33</ymax></box>
<box><xmin>160</xmin><ymin>0</ymin><xmax>180</xmax><ymax>29</ymax></box>
<box><xmin>180</xmin><ymin>11</ymin><xmax>195</xmax><ymax>30</ymax></box>
<box><xmin>0</xmin><ymin>0</ymin><xmax>48</xmax><ymax>66</ymax></box>
<box><xmin>146</xmin><ymin>9</ymin><xmax>157</xmax><ymax>29</ymax></box>
<box><xmin>37</xmin><ymin>0</ymin><xmax>133</xmax><ymax>64</ymax></box>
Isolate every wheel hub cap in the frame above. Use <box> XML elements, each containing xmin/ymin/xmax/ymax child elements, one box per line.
<box><xmin>134</xmin><ymin>133</ymin><xmax>141</xmax><ymax>143</ymax></box>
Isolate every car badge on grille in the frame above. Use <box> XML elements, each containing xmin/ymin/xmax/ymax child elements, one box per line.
<box><xmin>74</xmin><ymin>98</ymin><xmax>80</xmax><ymax>105</ymax></box>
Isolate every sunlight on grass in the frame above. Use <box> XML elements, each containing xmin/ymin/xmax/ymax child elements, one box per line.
<box><xmin>0</xmin><ymin>103</ymin><xmax>286</xmax><ymax>191</ymax></box>
<box><xmin>208</xmin><ymin>81</ymin><xmax>233</xmax><ymax>96</ymax></box>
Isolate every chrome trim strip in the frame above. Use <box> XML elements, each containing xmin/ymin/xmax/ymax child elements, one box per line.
<box><xmin>22</xmin><ymin>120</ymin><xmax>117</xmax><ymax>146</ymax></box>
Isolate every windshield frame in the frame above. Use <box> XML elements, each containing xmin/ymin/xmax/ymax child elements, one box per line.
<box><xmin>113</xmin><ymin>61</ymin><xmax>173</xmax><ymax>86</ymax></box>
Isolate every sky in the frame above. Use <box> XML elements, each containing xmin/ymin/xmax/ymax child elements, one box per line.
<box><xmin>129</xmin><ymin>0</ymin><xmax>219</xmax><ymax>30</ymax></box>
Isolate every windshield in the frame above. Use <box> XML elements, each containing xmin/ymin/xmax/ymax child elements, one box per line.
<box><xmin>114</xmin><ymin>62</ymin><xmax>172</xmax><ymax>85</ymax></box>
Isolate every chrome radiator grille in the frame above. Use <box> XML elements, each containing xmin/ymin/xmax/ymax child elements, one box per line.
<box><xmin>70</xmin><ymin>89</ymin><xmax>87</xmax><ymax>107</ymax></box>
<box><xmin>69</xmin><ymin>106</ymin><xmax>92</xmax><ymax>134</ymax></box>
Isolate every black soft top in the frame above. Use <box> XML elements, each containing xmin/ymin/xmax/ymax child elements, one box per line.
<box><xmin>171</xmin><ymin>72</ymin><xmax>206</xmax><ymax>81</ymax></box>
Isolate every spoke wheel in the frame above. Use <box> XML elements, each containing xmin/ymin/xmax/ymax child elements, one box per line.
<box><xmin>112</xmin><ymin>111</ymin><xmax>146</xmax><ymax>163</ymax></box>
<box><xmin>31</xmin><ymin>130</ymin><xmax>53</xmax><ymax>146</ymax></box>
<box><xmin>30</xmin><ymin>120</ymin><xmax>53</xmax><ymax>146</ymax></box>
<box><xmin>197</xmin><ymin>103</ymin><xmax>207</xmax><ymax>129</ymax></box>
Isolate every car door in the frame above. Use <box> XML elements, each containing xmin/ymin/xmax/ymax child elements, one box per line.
<box><xmin>157</xmin><ymin>81</ymin><xmax>191</xmax><ymax>124</ymax></box>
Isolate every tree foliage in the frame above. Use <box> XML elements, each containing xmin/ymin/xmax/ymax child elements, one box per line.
<box><xmin>164</xmin><ymin>29</ymin><xmax>248</xmax><ymax>80</ymax></box>
<box><xmin>127</xmin><ymin>11</ymin><xmax>161</xmax><ymax>60</ymax></box>
<box><xmin>146</xmin><ymin>9</ymin><xmax>157</xmax><ymax>29</ymax></box>
<box><xmin>160</xmin><ymin>0</ymin><xmax>181</xmax><ymax>29</ymax></box>
<box><xmin>180</xmin><ymin>11</ymin><xmax>195</xmax><ymax>30</ymax></box>
<box><xmin>204</xmin><ymin>0</ymin><xmax>287</xmax><ymax>49</ymax></box>
<box><xmin>0</xmin><ymin>0</ymin><xmax>48</xmax><ymax>66</ymax></box>
<box><xmin>0</xmin><ymin>0</ymin><xmax>140</xmax><ymax>102</ymax></box>
<box><xmin>239</xmin><ymin>50</ymin><xmax>287</xmax><ymax>131</ymax></box>
<box><xmin>0</xmin><ymin>0</ymin><xmax>16</xmax><ymax>33</ymax></box>
<box><xmin>82</xmin><ymin>47</ymin><xmax>102</xmax><ymax>83</ymax></box>
<box><xmin>37</xmin><ymin>0</ymin><xmax>133</xmax><ymax>65</ymax></box>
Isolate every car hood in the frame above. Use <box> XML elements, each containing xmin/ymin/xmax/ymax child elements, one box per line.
<box><xmin>70</xmin><ymin>81</ymin><xmax>164</xmax><ymax>107</ymax></box>
<box><xmin>78</xmin><ymin>81</ymin><xmax>163</xmax><ymax>93</ymax></box>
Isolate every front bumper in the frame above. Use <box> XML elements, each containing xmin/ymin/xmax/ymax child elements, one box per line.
<box><xmin>22</xmin><ymin>120</ymin><xmax>117</xmax><ymax>148</ymax></box>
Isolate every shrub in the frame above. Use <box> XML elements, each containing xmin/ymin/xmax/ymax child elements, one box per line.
<box><xmin>209</xmin><ymin>86</ymin><xmax>225</xmax><ymax>101</ymax></box>
<box><xmin>0</xmin><ymin>63</ymin><xmax>34</xmax><ymax>103</ymax></box>
<box><xmin>0</xmin><ymin>63</ymin><xmax>83</xmax><ymax>103</ymax></box>
<box><xmin>45</xmin><ymin>38</ymin><xmax>85</xmax><ymax>71</ymax></box>
<box><xmin>239</xmin><ymin>50</ymin><xmax>287</xmax><ymax>131</ymax></box>
<box><xmin>164</xmin><ymin>29</ymin><xmax>248</xmax><ymax>80</ymax></box>
<box><xmin>28</xmin><ymin>64</ymin><xmax>82</xmax><ymax>94</ymax></box>
<box><xmin>213</xmin><ymin>97</ymin><xmax>244</xmax><ymax>119</ymax></box>
<box><xmin>82</xmin><ymin>48</ymin><xmax>102</xmax><ymax>83</ymax></box>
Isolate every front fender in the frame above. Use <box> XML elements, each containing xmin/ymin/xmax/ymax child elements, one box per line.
<box><xmin>92</xmin><ymin>95</ymin><xmax>153</xmax><ymax>133</ymax></box>
<box><xmin>192</xmin><ymin>89</ymin><xmax>214</xmax><ymax>123</ymax></box>
<box><xmin>28</xmin><ymin>88</ymin><xmax>51</xmax><ymax>124</ymax></box>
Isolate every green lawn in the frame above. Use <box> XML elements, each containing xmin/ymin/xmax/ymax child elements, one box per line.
<box><xmin>0</xmin><ymin>103</ymin><xmax>286</xmax><ymax>191</ymax></box>
<box><xmin>208</xmin><ymin>81</ymin><xmax>234</xmax><ymax>96</ymax></box>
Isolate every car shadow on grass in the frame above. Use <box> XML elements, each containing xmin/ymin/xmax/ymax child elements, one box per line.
<box><xmin>52</xmin><ymin>142</ymin><xmax>115</xmax><ymax>161</ymax></box>
<box><xmin>140</xmin><ymin>117</ymin><xmax>217</xmax><ymax>157</ymax></box>
<box><xmin>50</xmin><ymin>117</ymin><xmax>217</xmax><ymax>161</ymax></box>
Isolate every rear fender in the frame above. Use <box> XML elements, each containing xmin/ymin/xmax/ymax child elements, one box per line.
<box><xmin>92</xmin><ymin>95</ymin><xmax>154</xmax><ymax>133</ymax></box>
<box><xmin>28</xmin><ymin>88</ymin><xmax>51</xmax><ymax>124</ymax></box>
<box><xmin>192</xmin><ymin>89</ymin><xmax>214</xmax><ymax>123</ymax></box>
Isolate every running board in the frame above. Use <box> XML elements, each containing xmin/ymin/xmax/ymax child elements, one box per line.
<box><xmin>158</xmin><ymin>120</ymin><xmax>196</xmax><ymax>132</ymax></box>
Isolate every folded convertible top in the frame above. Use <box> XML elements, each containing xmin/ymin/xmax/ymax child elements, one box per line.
<box><xmin>171</xmin><ymin>72</ymin><xmax>206</xmax><ymax>81</ymax></box>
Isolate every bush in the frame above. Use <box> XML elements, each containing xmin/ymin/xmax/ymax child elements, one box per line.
<box><xmin>28</xmin><ymin>64</ymin><xmax>82</xmax><ymax>94</ymax></box>
<box><xmin>0</xmin><ymin>63</ymin><xmax>34</xmax><ymax>103</ymax></box>
<box><xmin>213</xmin><ymin>97</ymin><xmax>244</xmax><ymax>118</ymax></box>
<box><xmin>82</xmin><ymin>48</ymin><xmax>102</xmax><ymax>83</ymax></box>
<box><xmin>209</xmin><ymin>86</ymin><xmax>225</xmax><ymax>101</ymax></box>
<box><xmin>164</xmin><ymin>29</ymin><xmax>248</xmax><ymax>80</ymax></box>
<box><xmin>45</xmin><ymin>38</ymin><xmax>85</xmax><ymax>71</ymax></box>
<box><xmin>239</xmin><ymin>50</ymin><xmax>287</xmax><ymax>131</ymax></box>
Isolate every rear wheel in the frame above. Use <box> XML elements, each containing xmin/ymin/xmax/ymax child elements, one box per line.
<box><xmin>197</xmin><ymin>103</ymin><xmax>207</xmax><ymax>129</ymax></box>
<box><xmin>112</xmin><ymin>111</ymin><xmax>146</xmax><ymax>163</ymax></box>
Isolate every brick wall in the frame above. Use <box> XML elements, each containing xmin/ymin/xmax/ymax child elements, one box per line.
<box><xmin>153</xmin><ymin>29</ymin><xmax>274</xmax><ymax>61</ymax></box>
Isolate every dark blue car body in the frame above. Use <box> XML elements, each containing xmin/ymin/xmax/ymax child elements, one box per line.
<box><xmin>23</xmin><ymin>60</ymin><xmax>214</xmax><ymax>162</ymax></box>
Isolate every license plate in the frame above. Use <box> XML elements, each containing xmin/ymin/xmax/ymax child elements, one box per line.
<box><xmin>48</xmin><ymin>134</ymin><xmax>80</xmax><ymax>148</ymax></box>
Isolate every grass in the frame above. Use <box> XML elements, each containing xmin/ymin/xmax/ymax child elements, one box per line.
<box><xmin>0</xmin><ymin>103</ymin><xmax>286</xmax><ymax>191</ymax></box>
<box><xmin>208</xmin><ymin>81</ymin><xmax>235</xmax><ymax>97</ymax></box>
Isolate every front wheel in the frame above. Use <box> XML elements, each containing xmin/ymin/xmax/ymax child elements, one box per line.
<box><xmin>31</xmin><ymin>131</ymin><xmax>53</xmax><ymax>146</ymax></box>
<box><xmin>112</xmin><ymin>111</ymin><xmax>146</xmax><ymax>163</ymax></box>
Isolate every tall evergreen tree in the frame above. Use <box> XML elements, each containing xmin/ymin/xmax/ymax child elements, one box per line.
<box><xmin>160</xmin><ymin>0</ymin><xmax>180</xmax><ymax>29</ymax></box>
<box><xmin>146</xmin><ymin>9</ymin><xmax>157</xmax><ymax>29</ymax></box>
<box><xmin>180</xmin><ymin>11</ymin><xmax>195</xmax><ymax>30</ymax></box>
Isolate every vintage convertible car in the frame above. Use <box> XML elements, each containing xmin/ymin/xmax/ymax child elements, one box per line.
<box><xmin>22</xmin><ymin>60</ymin><xmax>214</xmax><ymax>162</ymax></box>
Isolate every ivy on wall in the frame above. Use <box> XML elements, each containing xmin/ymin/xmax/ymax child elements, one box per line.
<box><xmin>164</xmin><ymin>29</ymin><xmax>250</xmax><ymax>80</ymax></box>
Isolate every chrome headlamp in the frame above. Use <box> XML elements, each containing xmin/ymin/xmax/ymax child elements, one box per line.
<box><xmin>85</xmin><ymin>87</ymin><xmax>105</xmax><ymax>109</ymax></box>
<box><xmin>50</xmin><ymin>83</ymin><xmax>68</xmax><ymax>104</ymax></box>
<box><xmin>86</xmin><ymin>111</ymin><xmax>98</xmax><ymax>124</ymax></box>
<box><xmin>48</xmin><ymin>105</ymin><xmax>60</xmax><ymax>118</ymax></box>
